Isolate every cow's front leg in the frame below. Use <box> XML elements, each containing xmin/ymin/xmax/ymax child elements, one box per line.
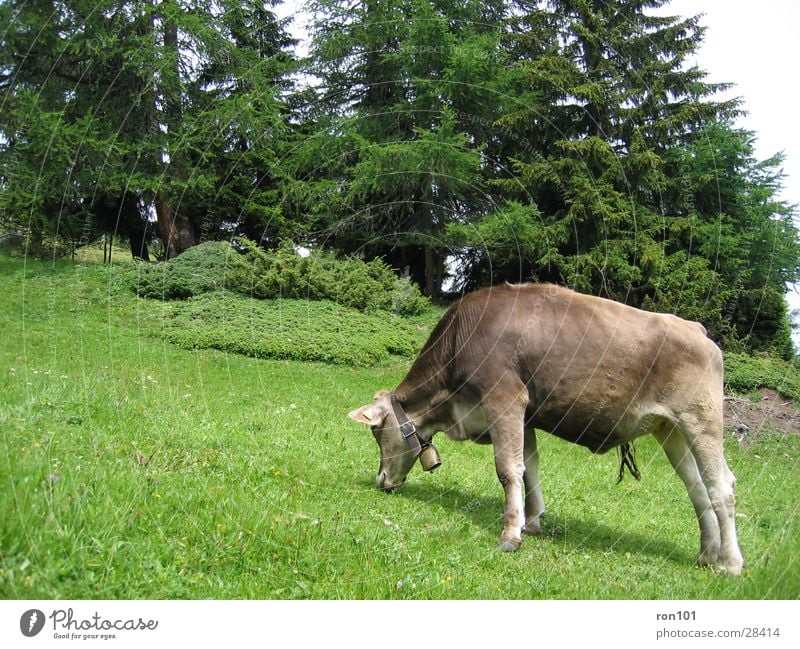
<box><xmin>483</xmin><ymin>381</ymin><xmax>528</xmax><ymax>552</ymax></box>
<box><xmin>522</xmin><ymin>427</ymin><xmax>545</xmax><ymax>535</ymax></box>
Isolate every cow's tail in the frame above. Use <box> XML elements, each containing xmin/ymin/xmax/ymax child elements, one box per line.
<box><xmin>617</xmin><ymin>442</ymin><xmax>642</xmax><ymax>483</ymax></box>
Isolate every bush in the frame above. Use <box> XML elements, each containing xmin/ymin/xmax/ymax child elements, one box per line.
<box><xmin>724</xmin><ymin>352</ymin><xmax>800</xmax><ymax>404</ymax></box>
<box><xmin>0</xmin><ymin>233</ymin><xmax>26</xmax><ymax>256</ymax></box>
<box><xmin>130</xmin><ymin>241</ymin><xmax>233</xmax><ymax>299</ymax></box>
<box><xmin>163</xmin><ymin>292</ymin><xmax>427</xmax><ymax>366</ymax></box>
<box><xmin>226</xmin><ymin>239</ymin><xmax>428</xmax><ymax>315</ymax></box>
<box><xmin>129</xmin><ymin>238</ymin><xmax>429</xmax><ymax>316</ymax></box>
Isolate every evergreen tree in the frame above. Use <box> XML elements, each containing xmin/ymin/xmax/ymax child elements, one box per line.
<box><xmin>178</xmin><ymin>0</ymin><xmax>297</xmax><ymax>246</ymax></box>
<box><xmin>0</xmin><ymin>0</ymin><xmax>108</xmax><ymax>255</ymax></box>
<box><xmin>299</xmin><ymin>0</ymin><xmax>505</xmax><ymax>296</ymax></box>
<box><xmin>661</xmin><ymin>121</ymin><xmax>799</xmax><ymax>357</ymax></box>
<box><xmin>0</xmin><ymin>0</ymin><xmax>295</xmax><ymax>259</ymax></box>
<box><xmin>471</xmin><ymin>0</ymin><xmax>738</xmax><ymax>293</ymax></box>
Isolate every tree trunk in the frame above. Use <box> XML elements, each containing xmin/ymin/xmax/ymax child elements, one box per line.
<box><xmin>153</xmin><ymin>1</ymin><xmax>195</xmax><ymax>259</ymax></box>
<box><xmin>129</xmin><ymin>227</ymin><xmax>151</xmax><ymax>261</ymax></box>
<box><xmin>155</xmin><ymin>197</ymin><xmax>194</xmax><ymax>259</ymax></box>
<box><xmin>140</xmin><ymin>2</ymin><xmax>196</xmax><ymax>259</ymax></box>
<box><xmin>418</xmin><ymin>196</ymin><xmax>440</xmax><ymax>299</ymax></box>
<box><xmin>155</xmin><ymin>198</ymin><xmax>177</xmax><ymax>259</ymax></box>
<box><xmin>424</xmin><ymin>244</ymin><xmax>442</xmax><ymax>300</ymax></box>
<box><xmin>28</xmin><ymin>222</ymin><xmax>43</xmax><ymax>257</ymax></box>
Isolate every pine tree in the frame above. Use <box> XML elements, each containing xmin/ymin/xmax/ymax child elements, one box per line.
<box><xmin>300</xmin><ymin>0</ymin><xmax>505</xmax><ymax>296</ymax></box>
<box><xmin>475</xmin><ymin>0</ymin><xmax>739</xmax><ymax>296</ymax></box>
<box><xmin>0</xmin><ymin>0</ymin><xmax>295</xmax><ymax>259</ymax></box>
<box><xmin>661</xmin><ymin>121</ymin><xmax>800</xmax><ymax>356</ymax></box>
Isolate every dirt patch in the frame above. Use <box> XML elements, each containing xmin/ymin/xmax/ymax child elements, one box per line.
<box><xmin>724</xmin><ymin>388</ymin><xmax>800</xmax><ymax>441</ymax></box>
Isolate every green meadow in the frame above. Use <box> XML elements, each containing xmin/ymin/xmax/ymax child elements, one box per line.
<box><xmin>1</xmin><ymin>255</ymin><xmax>798</xmax><ymax>599</ymax></box>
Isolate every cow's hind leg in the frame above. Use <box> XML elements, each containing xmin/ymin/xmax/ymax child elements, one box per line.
<box><xmin>655</xmin><ymin>417</ymin><xmax>744</xmax><ymax>575</ymax></box>
<box><xmin>522</xmin><ymin>427</ymin><xmax>545</xmax><ymax>535</ymax></box>
<box><xmin>482</xmin><ymin>379</ymin><xmax>528</xmax><ymax>552</ymax></box>
<box><xmin>683</xmin><ymin>417</ymin><xmax>744</xmax><ymax>575</ymax></box>
<box><xmin>653</xmin><ymin>423</ymin><xmax>720</xmax><ymax>567</ymax></box>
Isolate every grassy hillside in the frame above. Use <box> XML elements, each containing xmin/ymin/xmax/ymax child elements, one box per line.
<box><xmin>1</xmin><ymin>256</ymin><xmax>798</xmax><ymax>599</ymax></box>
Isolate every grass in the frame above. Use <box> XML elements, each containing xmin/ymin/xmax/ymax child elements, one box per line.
<box><xmin>1</xmin><ymin>255</ymin><xmax>798</xmax><ymax>599</ymax></box>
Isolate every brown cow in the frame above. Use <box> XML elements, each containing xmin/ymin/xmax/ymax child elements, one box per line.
<box><xmin>348</xmin><ymin>283</ymin><xmax>744</xmax><ymax>574</ymax></box>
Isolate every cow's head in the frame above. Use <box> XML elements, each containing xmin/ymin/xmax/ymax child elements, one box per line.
<box><xmin>348</xmin><ymin>391</ymin><xmax>440</xmax><ymax>491</ymax></box>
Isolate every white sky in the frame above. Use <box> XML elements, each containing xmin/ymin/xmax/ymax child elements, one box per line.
<box><xmin>277</xmin><ymin>0</ymin><xmax>800</xmax><ymax>335</ymax></box>
<box><xmin>660</xmin><ymin>1</ymin><xmax>799</xmax><ymax>207</ymax></box>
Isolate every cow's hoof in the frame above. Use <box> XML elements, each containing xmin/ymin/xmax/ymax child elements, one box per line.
<box><xmin>694</xmin><ymin>549</ymin><xmax>719</xmax><ymax>569</ymax></box>
<box><xmin>715</xmin><ymin>552</ymin><xmax>745</xmax><ymax>576</ymax></box>
<box><xmin>523</xmin><ymin>521</ymin><xmax>541</xmax><ymax>535</ymax></box>
<box><xmin>695</xmin><ymin>542</ymin><xmax>720</xmax><ymax>568</ymax></box>
<box><xmin>498</xmin><ymin>537</ymin><xmax>522</xmax><ymax>552</ymax></box>
<box><xmin>716</xmin><ymin>562</ymin><xmax>744</xmax><ymax>576</ymax></box>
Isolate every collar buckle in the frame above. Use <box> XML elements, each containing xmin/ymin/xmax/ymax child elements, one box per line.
<box><xmin>399</xmin><ymin>419</ymin><xmax>417</xmax><ymax>440</ymax></box>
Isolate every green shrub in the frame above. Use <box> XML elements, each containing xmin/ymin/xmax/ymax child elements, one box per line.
<box><xmin>129</xmin><ymin>238</ymin><xmax>428</xmax><ymax>316</ymax></box>
<box><xmin>163</xmin><ymin>292</ymin><xmax>427</xmax><ymax>366</ymax></box>
<box><xmin>226</xmin><ymin>239</ymin><xmax>428</xmax><ymax>315</ymax></box>
<box><xmin>724</xmin><ymin>352</ymin><xmax>800</xmax><ymax>404</ymax></box>
<box><xmin>129</xmin><ymin>241</ymin><xmax>233</xmax><ymax>299</ymax></box>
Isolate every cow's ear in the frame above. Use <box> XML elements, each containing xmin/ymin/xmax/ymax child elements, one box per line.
<box><xmin>348</xmin><ymin>402</ymin><xmax>388</xmax><ymax>426</ymax></box>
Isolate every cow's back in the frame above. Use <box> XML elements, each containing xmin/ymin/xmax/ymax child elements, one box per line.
<box><xmin>446</xmin><ymin>284</ymin><xmax>722</xmax><ymax>450</ymax></box>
